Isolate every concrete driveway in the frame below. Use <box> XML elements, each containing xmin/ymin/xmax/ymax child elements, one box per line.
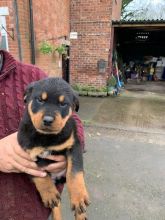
<box><xmin>61</xmin><ymin>127</ymin><xmax>165</xmax><ymax>220</ymax></box>
<box><xmin>78</xmin><ymin>91</ymin><xmax>165</xmax><ymax>134</ymax></box>
<box><xmin>50</xmin><ymin>90</ymin><xmax>165</xmax><ymax>220</ymax></box>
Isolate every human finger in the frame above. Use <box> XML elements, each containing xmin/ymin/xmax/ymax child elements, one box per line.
<box><xmin>13</xmin><ymin>143</ymin><xmax>32</xmax><ymax>161</ymax></box>
<box><xmin>42</xmin><ymin>161</ymin><xmax>67</xmax><ymax>172</ymax></box>
<box><xmin>45</xmin><ymin>155</ymin><xmax>66</xmax><ymax>162</ymax></box>
<box><xmin>12</xmin><ymin>152</ymin><xmax>40</xmax><ymax>170</ymax></box>
<box><xmin>12</xmin><ymin>160</ymin><xmax>47</xmax><ymax>177</ymax></box>
<box><xmin>10</xmin><ymin>169</ymin><xmax>20</xmax><ymax>173</ymax></box>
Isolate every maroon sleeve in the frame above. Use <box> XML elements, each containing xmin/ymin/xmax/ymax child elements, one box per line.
<box><xmin>32</xmin><ymin>66</ymin><xmax>48</xmax><ymax>81</ymax></box>
<box><xmin>72</xmin><ymin>112</ymin><xmax>85</xmax><ymax>151</ymax></box>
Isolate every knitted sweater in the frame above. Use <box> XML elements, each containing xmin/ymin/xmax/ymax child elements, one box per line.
<box><xmin>0</xmin><ymin>50</ymin><xmax>84</xmax><ymax>220</ymax></box>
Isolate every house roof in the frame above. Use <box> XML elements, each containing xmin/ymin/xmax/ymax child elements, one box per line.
<box><xmin>112</xmin><ymin>19</ymin><xmax>165</xmax><ymax>27</ymax></box>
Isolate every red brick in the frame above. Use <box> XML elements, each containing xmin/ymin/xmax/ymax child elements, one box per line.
<box><xmin>0</xmin><ymin>0</ymin><xmax>70</xmax><ymax>76</ymax></box>
<box><xmin>70</xmin><ymin>0</ymin><xmax>121</xmax><ymax>87</ymax></box>
<box><xmin>0</xmin><ymin>0</ymin><xmax>122</xmax><ymax>84</ymax></box>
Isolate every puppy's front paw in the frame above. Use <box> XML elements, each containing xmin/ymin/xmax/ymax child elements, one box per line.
<box><xmin>41</xmin><ymin>187</ymin><xmax>61</xmax><ymax>208</ymax></box>
<box><xmin>75</xmin><ymin>212</ymin><xmax>88</xmax><ymax>220</ymax></box>
<box><xmin>71</xmin><ymin>189</ymin><xmax>90</xmax><ymax>214</ymax></box>
<box><xmin>67</xmin><ymin>172</ymin><xmax>90</xmax><ymax>215</ymax></box>
<box><xmin>32</xmin><ymin>176</ymin><xmax>61</xmax><ymax>209</ymax></box>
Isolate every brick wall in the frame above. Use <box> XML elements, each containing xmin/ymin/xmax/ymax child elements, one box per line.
<box><xmin>16</xmin><ymin>0</ymin><xmax>31</xmax><ymax>63</ymax></box>
<box><xmin>0</xmin><ymin>0</ymin><xmax>70</xmax><ymax>77</ymax></box>
<box><xmin>1</xmin><ymin>1</ymin><xmax>121</xmax><ymax>83</ymax></box>
<box><xmin>0</xmin><ymin>0</ymin><xmax>31</xmax><ymax>62</ymax></box>
<box><xmin>70</xmin><ymin>0</ymin><xmax>113</xmax><ymax>87</ymax></box>
<box><xmin>112</xmin><ymin>0</ymin><xmax>122</xmax><ymax>20</ymax></box>
<box><xmin>32</xmin><ymin>0</ymin><xmax>70</xmax><ymax>76</ymax></box>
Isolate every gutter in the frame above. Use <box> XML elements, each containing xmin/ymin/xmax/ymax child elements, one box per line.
<box><xmin>29</xmin><ymin>0</ymin><xmax>35</xmax><ymax>64</ymax></box>
<box><xmin>13</xmin><ymin>0</ymin><xmax>22</xmax><ymax>61</ymax></box>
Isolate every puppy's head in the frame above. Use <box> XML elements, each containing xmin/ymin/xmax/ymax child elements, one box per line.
<box><xmin>24</xmin><ymin>77</ymin><xmax>79</xmax><ymax>134</ymax></box>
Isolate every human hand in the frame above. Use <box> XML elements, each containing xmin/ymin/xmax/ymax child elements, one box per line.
<box><xmin>42</xmin><ymin>155</ymin><xmax>67</xmax><ymax>178</ymax></box>
<box><xmin>0</xmin><ymin>132</ymin><xmax>47</xmax><ymax>177</ymax></box>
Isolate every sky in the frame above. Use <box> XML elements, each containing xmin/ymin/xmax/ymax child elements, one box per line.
<box><xmin>122</xmin><ymin>0</ymin><xmax>165</xmax><ymax>20</ymax></box>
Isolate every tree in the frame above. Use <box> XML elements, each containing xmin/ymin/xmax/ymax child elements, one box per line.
<box><xmin>121</xmin><ymin>0</ymin><xmax>134</xmax><ymax>19</ymax></box>
<box><xmin>122</xmin><ymin>0</ymin><xmax>133</xmax><ymax>10</ymax></box>
<box><xmin>122</xmin><ymin>0</ymin><xmax>165</xmax><ymax>20</ymax></box>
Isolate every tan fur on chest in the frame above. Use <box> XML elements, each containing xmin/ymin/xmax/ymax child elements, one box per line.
<box><xmin>27</xmin><ymin>132</ymin><xmax>74</xmax><ymax>161</ymax></box>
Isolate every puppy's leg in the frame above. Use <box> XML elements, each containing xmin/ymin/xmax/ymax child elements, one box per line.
<box><xmin>66</xmin><ymin>145</ymin><xmax>90</xmax><ymax>220</ymax></box>
<box><xmin>32</xmin><ymin>176</ymin><xmax>61</xmax><ymax>209</ymax></box>
<box><xmin>52</xmin><ymin>203</ymin><xmax>62</xmax><ymax>220</ymax></box>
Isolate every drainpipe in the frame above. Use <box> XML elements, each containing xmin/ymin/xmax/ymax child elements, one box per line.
<box><xmin>13</xmin><ymin>0</ymin><xmax>22</xmax><ymax>61</ymax></box>
<box><xmin>29</xmin><ymin>0</ymin><xmax>35</xmax><ymax>64</ymax></box>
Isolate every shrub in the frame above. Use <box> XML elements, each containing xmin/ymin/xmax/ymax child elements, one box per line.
<box><xmin>39</xmin><ymin>41</ymin><xmax>54</xmax><ymax>54</ymax></box>
<box><xmin>55</xmin><ymin>44</ymin><xmax>67</xmax><ymax>55</ymax></box>
<box><xmin>107</xmin><ymin>76</ymin><xmax>117</xmax><ymax>87</ymax></box>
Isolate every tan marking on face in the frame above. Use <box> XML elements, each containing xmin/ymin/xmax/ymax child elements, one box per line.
<box><xmin>37</xmin><ymin>107</ymin><xmax>73</xmax><ymax>135</ymax></box>
<box><xmin>66</xmin><ymin>157</ymin><xmax>90</xmax><ymax>214</ymax></box>
<box><xmin>48</xmin><ymin>132</ymin><xmax>74</xmax><ymax>151</ymax></box>
<box><xmin>59</xmin><ymin>95</ymin><xmax>65</xmax><ymax>103</ymax></box>
<box><xmin>28</xmin><ymin>102</ymin><xmax>72</xmax><ymax>134</ymax></box>
<box><xmin>42</xmin><ymin>92</ymin><xmax>48</xmax><ymax>100</ymax></box>
<box><xmin>50</xmin><ymin>107</ymin><xmax>72</xmax><ymax>134</ymax></box>
<box><xmin>28</xmin><ymin>101</ymin><xmax>44</xmax><ymax>129</ymax></box>
<box><xmin>32</xmin><ymin>176</ymin><xmax>60</xmax><ymax>208</ymax></box>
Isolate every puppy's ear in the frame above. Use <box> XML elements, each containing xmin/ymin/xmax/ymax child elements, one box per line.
<box><xmin>73</xmin><ymin>92</ymin><xmax>79</xmax><ymax>112</ymax></box>
<box><xmin>24</xmin><ymin>82</ymin><xmax>35</xmax><ymax>103</ymax></box>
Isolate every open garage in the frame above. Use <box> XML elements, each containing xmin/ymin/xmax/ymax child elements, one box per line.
<box><xmin>112</xmin><ymin>20</ymin><xmax>165</xmax><ymax>93</ymax></box>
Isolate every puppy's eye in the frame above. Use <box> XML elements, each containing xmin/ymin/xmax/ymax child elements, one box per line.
<box><xmin>59</xmin><ymin>102</ymin><xmax>67</xmax><ymax>107</ymax></box>
<box><xmin>36</xmin><ymin>97</ymin><xmax>45</xmax><ymax>104</ymax></box>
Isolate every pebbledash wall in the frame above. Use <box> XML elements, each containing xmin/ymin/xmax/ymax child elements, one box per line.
<box><xmin>0</xmin><ymin>0</ymin><xmax>70</xmax><ymax>77</ymax></box>
<box><xmin>70</xmin><ymin>0</ymin><xmax>122</xmax><ymax>87</ymax></box>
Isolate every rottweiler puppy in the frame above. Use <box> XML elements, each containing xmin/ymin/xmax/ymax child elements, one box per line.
<box><xmin>17</xmin><ymin>77</ymin><xmax>90</xmax><ymax>220</ymax></box>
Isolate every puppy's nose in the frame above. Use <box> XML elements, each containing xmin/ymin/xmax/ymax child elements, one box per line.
<box><xmin>43</xmin><ymin>116</ymin><xmax>54</xmax><ymax>126</ymax></box>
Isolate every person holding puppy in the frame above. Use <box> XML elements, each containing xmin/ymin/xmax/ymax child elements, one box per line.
<box><xmin>0</xmin><ymin>32</ymin><xmax>84</xmax><ymax>220</ymax></box>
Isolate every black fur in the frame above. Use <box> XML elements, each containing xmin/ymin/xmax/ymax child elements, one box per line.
<box><xmin>18</xmin><ymin>77</ymin><xmax>83</xmax><ymax>174</ymax></box>
<box><xmin>17</xmin><ymin>78</ymin><xmax>90</xmax><ymax>219</ymax></box>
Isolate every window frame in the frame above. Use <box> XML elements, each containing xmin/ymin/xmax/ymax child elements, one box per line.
<box><xmin>0</xmin><ymin>15</ymin><xmax>9</xmax><ymax>51</ymax></box>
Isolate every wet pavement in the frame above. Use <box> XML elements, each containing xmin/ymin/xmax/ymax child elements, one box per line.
<box><xmin>78</xmin><ymin>88</ymin><xmax>165</xmax><ymax>134</ymax></box>
<box><xmin>126</xmin><ymin>81</ymin><xmax>165</xmax><ymax>94</ymax></box>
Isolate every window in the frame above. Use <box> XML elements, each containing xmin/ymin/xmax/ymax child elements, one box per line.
<box><xmin>0</xmin><ymin>15</ymin><xmax>9</xmax><ymax>50</ymax></box>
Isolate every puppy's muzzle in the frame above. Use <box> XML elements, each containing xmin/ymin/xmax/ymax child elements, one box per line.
<box><xmin>43</xmin><ymin>115</ymin><xmax>54</xmax><ymax>126</ymax></box>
